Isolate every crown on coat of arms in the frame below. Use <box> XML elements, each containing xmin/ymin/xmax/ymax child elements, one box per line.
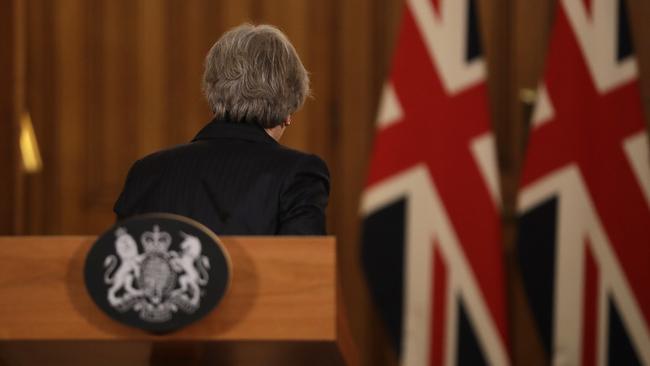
<box><xmin>141</xmin><ymin>225</ymin><xmax>172</xmax><ymax>253</ymax></box>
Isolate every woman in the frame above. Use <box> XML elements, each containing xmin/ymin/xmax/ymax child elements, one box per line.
<box><xmin>114</xmin><ymin>24</ymin><xmax>329</xmax><ymax>235</ymax></box>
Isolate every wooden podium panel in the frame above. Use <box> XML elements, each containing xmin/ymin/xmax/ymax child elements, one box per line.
<box><xmin>0</xmin><ymin>236</ymin><xmax>336</xmax><ymax>341</ymax></box>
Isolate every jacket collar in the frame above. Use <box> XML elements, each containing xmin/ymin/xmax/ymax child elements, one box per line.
<box><xmin>192</xmin><ymin>117</ymin><xmax>278</xmax><ymax>145</ymax></box>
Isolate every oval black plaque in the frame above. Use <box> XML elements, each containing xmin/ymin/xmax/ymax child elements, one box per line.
<box><xmin>84</xmin><ymin>213</ymin><xmax>231</xmax><ymax>333</ymax></box>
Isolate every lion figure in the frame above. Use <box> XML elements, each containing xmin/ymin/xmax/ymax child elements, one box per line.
<box><xmin>104</xmin><ymin>228</ymin><xmax>144</xmax><ymax>307</ymax></box>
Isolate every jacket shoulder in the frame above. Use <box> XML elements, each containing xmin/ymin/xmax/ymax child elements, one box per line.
<box><xmin>274</xmin><ymin>146</ymin><xmax>329</xmax><ymax>176</ymax></box>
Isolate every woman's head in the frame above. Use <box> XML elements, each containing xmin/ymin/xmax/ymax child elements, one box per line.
<box><xmin>202</xmin><ymin>24</ymin><xmax>310</xmax><ymax>129</ymax></box>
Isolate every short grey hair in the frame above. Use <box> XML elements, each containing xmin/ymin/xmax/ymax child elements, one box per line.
<box><xmin>202</xmin><ymin>24</ymin><xmax>310</xmax><ymax>128</ymax></box>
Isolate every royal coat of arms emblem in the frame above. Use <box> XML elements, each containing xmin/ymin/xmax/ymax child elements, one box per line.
<box><xmin>105</xmin><ymin>225</ymin><xmax>211</xmax><ymax>322</ymax></box>
<box><xmin>85</xmin><ymin>214</ymin><xmax>230</xmax><ymax>333</ymax></box>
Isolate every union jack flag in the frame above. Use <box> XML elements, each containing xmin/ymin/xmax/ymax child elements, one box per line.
<box><xmin>517</xmin><ymin>0</ymin><xmax>650</xmax><ymax>365</ymax></box>
<box><xmin>361</xmin><ymin>0</ymin><xmax>509</xmax><ymax>364</ymax></box>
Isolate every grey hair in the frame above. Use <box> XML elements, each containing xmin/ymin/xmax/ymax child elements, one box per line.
<box><xmin>202</xmin><ymin>24</ymin><xmax>310</xmax><ymax>128</ymax></box>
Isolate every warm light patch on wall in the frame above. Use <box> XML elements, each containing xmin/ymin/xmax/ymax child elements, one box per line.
<box><xmin>19</xmin><ymin>112</ymin><xmax>42</xmax><ymax>173</ymax></box>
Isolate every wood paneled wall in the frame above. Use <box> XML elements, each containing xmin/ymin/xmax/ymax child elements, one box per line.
<box><xmin>2</xmin><ymin>0</ymin><xmax>650</xmax><ymax>365</ymax></box>
<box><xmin>0</xmin><ymin>0</ymin><xmax>23</xmax><ymax>235</ymax></box>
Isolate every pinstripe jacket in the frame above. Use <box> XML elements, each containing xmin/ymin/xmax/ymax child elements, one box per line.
<box><xmin>114</xmin><ymin>118</ymin><xmax>329</xmax><ymax>235</ymax></box>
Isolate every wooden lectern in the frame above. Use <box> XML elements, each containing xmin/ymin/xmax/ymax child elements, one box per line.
<box><xmin>0</xmin><ymin>236</ymin><xmax>348</xmax><ymax>365</ymax></box>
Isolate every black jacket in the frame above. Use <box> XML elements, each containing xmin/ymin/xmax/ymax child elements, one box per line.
<box><xmin>113</xmin><ymin>118</ymin><xmax>330</xmax><ymax>235</ymax></box>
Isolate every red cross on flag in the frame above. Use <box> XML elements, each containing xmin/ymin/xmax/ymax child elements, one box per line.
<box><xmin>361</xmin><ymin>0</ymin><xmax>509</xmax><ymax>364</ymax></box>
<box><xmin>517</xmin><ymin>0</ymin><xmax>650</xmax><ymax>364</ymax></box>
